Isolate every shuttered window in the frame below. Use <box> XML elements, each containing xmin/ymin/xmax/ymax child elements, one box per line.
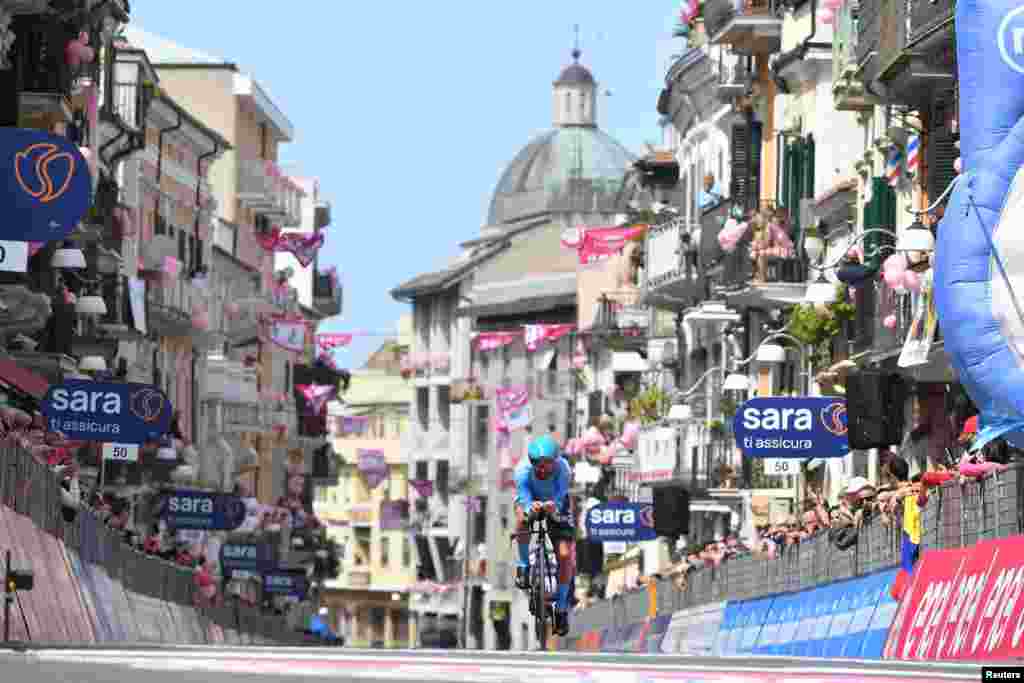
<box><xmin>781</xmin><ymin>134</ymin><xmax>816</xmax><ymax>246</ymax></box>
<box><xmin>927</xmin><ymin>95</ymin><xmax>958</xmax><ymax>205</ymax></box>
<box><xmin>862</xmin><ymin>177</ymin><xmax>896</xmax><ymax>273</ymax></box>
<box><xmin>730</xmin><ymin>120</ymin><xmax>763</xmax><ymax>212</ymax></box>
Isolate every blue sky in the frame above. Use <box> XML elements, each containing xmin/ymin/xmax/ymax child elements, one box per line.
<box><xmin>132</xmin><ymin>1</ymin><xmax>685</xmax><ymax>367</ymax></box>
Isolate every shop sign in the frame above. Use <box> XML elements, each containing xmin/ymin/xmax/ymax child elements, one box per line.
<box><xmin>733</xmin><ymin>396</ymin><xmax>848</xmax><ymax>459</ymax></box>
<box><xmin>0</xmin><ymin>128</ymin><xmax>92</xmax><ymax>241</ymax></box>
<box><xmin>41</xmin><ymin>380</ymin><xmax>172</xmax><ymax>444</ymax></box>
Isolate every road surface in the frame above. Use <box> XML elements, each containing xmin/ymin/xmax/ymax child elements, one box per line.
<box><xmin>0</xmin><ymin>647</ymin><xmax>989</xmax><ymax>682</ymax></box>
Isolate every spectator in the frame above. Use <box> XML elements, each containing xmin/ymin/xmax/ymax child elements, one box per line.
<box><xmin>830</xmin><ymin>477</ymin><xmax>874</xmax><ymax>550</ymax></box>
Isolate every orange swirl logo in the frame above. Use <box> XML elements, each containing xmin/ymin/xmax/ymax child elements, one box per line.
<box><xmin>820</xmin><ymin>401</ymin><xmax>848</xmax><ymax>437</ymax></box>
<box><xmin>15</xmin><ymin>143</ymin><xmax>76</xmax><ymax>204</ymax></box>
<box><xmin>129</xmin><ymin>387</ymin><xmax>167</xmax><ymax>424</ymax></box>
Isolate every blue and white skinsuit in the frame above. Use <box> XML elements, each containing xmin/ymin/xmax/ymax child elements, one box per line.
<box><xmin>513</xmin><ymin>456</ymin><xmax>572</xmax><ymax>611</ymax></box>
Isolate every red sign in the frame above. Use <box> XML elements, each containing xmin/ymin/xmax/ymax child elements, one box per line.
<box><xmin>884</xmin><ymin>535</ymin><xmax>1024</xmax><ymax>661</ymax></box>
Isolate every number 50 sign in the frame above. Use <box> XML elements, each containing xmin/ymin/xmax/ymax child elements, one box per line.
<box><xmin>103</xmin><ymin>442</ymin><xmax>139</xmax><ymax>463</ymax></box>
<box><xmin>762</xmin><ymin>458</ymin><xmax>795</xmax><ymax>476</ymax></box>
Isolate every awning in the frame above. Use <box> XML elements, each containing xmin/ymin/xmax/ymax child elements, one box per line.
<box><xmin>612</xmin><ymin>352</ymin><xmax>648</xmax><ymax>373</ymax></box>
<box><xmin>690</xmin><ymin>502</ymin><xmax>733</xmax><ymax>515</ymax></box>
<box><xmin>0</xmin><ymin>355</ymin><xmax>49</xmax><ymax>399</ymax></box>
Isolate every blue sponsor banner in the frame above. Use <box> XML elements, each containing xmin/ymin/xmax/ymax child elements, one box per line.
<box><xmin>42</xmin><ymin>380</ymin><xmax>173</xmax><ymax>445</ymax></box>
<box><xmin>262</xmin><ymin>569</ymin><xmax>308</xmax><ymax>599</ymax></box>
<box><xmin>716</xmin><ymin>569</ymin><xmax>900</xmax><ymax>661</ymax></box>
<box><xmin>739</xmin><ymin>596</ymin><xmax>774</xmax><ymax>653</ymax></box>
<box><xmin>753</xmin><ymin>593</ymin><xmax>793</xmax><ymax>655</ymax></box>
<box><xmin>733</xmin><ymin>396</ymin><xmax>849</xmax><ymax>459</ymax></box>
<box><xmin>714</xmin><ymin>601</ymin><xmax>741</xmax><ymax>656</ymax></box>
<box><xmin>584</xmin><ymin>502</ymin><xmax>657</xmax><ymax>542</ymax></box>
<box><xmin>158</xmin><ymin>489</ymin><xmax>247</xmax><ymax>531</ymax></box>
<box><xmin>860</xmin><ymin>569</ymin><xmax>899</xmax><ymax>659</ymax></box>
<box><xmin>0</xmin><ymin>127</ymin><xmax>93</xmax><ymax>241</ymax></box>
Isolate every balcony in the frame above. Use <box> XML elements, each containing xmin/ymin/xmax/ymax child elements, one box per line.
<box><xmin>857</xmin><ymin>0</ymin><xmax>955</xmax><ymax>105</ymax></box>
<box><xmin>237</xmin><ymin>158</ymin><xmax>304</xmax><ymax>227</ymax></box>
<box><xmin>641</xmin><ymin>216</ymin><xmax>707</xmax><ymax>309</ymax></box>
<box><xmin>313</xmin><ymin>271</ymin><xmax>342</xmax><ymax>317</ymax></box>
<box><xmin>703</xmin><ymin>0</ymin><xmax>781</xmax><ymax>54</ymax></box>
<box><xmin>314</xmin><ymin>201</ymin><xmax>332</xmax><ymax>230</ymax></box>
<box><xmin>145</xmin><ymin>275</ymin><xmax>206</xmax><ymax>338</ymax></box>
<box><xmin>715</xmin><ymin>58</ymin><xmax>753</xmax><ymax>101</ymax></box>
<box><xmin>832</xmin><ymin>1</ymin><xmax>877</xmax><ymax>111</ymax></box>
<box><xmin>12</xmin><ymin>15</ymin><xmax>74</xmax><ymax>127</ymax></box>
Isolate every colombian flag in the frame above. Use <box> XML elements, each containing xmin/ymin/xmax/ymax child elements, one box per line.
<box><xmin>891</xmin><ymin>495</ymin><xmax>920</xmax><ymax>601</ymax></box>
<box><xmin>891</xmin><ymin>471</ymin><xmax>955</xmax><ymax>600</ymax></box>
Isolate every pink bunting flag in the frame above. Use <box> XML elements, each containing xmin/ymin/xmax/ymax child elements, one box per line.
<box><xmin>296</xmin><ymin>383</ymin><xmax>337</xmax><ymax>415</ymax></box>
<box><xmin>275</xmin><ymin>231</ymin><xmax>325</xmax><ymax>267</ymax></box>
<box><xmin>565</xmin><ymin>225</ymin><xmax>646</xmax><ymax>265</ymax></box>
<box><xmin>316</xmin><ymin>333</ymin><xmax>353</xmax><ymax>354</ymax></box>
<box><xmin>474</xmin><ymin>331</ymin><xmax>521</xmax><ymax>352</ymax></box>
<box><xmin>524</xmin><ymin>323</ymin><xmax>575</xmax><ymax>351</ymax></box>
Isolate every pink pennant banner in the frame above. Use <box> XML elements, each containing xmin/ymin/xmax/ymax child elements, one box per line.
<box><xmin>316</xmin><ymin>333</ymin><xmax>353</xmax><ymax>355</ymax></box>
<box><xmin>564</xmin><ymin>225</ymin><xmax>645</xmax><ymax>265</ymax></box>
<box><xmin>255</xmin><ymin>228</ymin><xmax>325</xmax><ymax>268</ymax></box>
<box><xmin>495</xmin><ymin>384</ymin><xmax>532</xmax><ymax>431</ymax></box>
<box><xmin>524</xmin><ymin>323</ymin><xmax>575</xmax><ymax>352</ymax></box>
<box><xmin>296</xmin><ymin>383</ymin><xmax>337</xmax><ymax>415</ymax></box>
<box><xmin>474</xmin><ymin>331</ymin><xmax>521</xmax><ymax>352</ymax></box>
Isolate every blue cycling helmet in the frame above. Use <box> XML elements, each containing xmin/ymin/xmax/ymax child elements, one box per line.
<box><xmin>528</xmin><ymin>434</ymin><xmax>560</xmax><ymax>464</ymax></box>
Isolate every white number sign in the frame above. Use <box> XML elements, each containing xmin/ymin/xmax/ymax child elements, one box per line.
<box><xmin>102</xmin><ymin>443</ymin><xmax>139</xmax><ymax>463</ymax></box>
<box><xmin>0</xmin><ymin>241</ymin><xmax>29</xmax><ymax>273</ymax></box>
<box><xmin>763</xmin><ymin>458</ymin><xmax>795</xmax><ymax>476</ymax></box>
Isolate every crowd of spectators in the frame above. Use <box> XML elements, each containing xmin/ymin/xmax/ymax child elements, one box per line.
<box><xmin>573</xmin><ymin>412</ymin><xmax>1020</xmax><ymax>612</ymax></box>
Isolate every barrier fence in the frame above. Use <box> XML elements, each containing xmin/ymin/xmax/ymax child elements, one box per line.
<box><xmin>0</xmin><ymin>443</ymin><xmax>315</xmax><ymax>645</ymax></box>
<box><xmin>565</xmin><ymin>465</ymin><xmax>1024</xmax><ymax>652</ymax></box>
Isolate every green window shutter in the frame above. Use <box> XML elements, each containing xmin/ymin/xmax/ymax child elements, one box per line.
<box><xmin>862</xmin><ymin>177</ymin><xmax>896</xmax><ymax>272</ymax></box>
<box><xmin>749</xmin><ymin>121</ymin><xmax>763</xmax><ymax>211</ymax></box>
<box><xmin>730</xmin><ymin>123</ymin><xmax>750</xmax><ymax>210</ymax></box>
<box><xmin>803</xmin><ymin>135</ymin><xmax>816</xmax><ymax>200</ymax></box>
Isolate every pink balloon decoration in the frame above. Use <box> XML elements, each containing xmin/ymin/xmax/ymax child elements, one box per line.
<box><xmin>825</xmin><ymin>0</ymin><xmax>843</xmax><ymax>10</ymax></box>
<box><xmin>954</xmin><ymin>157</ymin><xmax>962</xmax><ymax>174</ymax></box>
<box><xmin>883</xmin><ymin>268</ymin><xmax>905</xmax><ymax>289</ymax></box>
<box><xmin>883</xmin><ymin>314</ymin><xmax>897</xmax><ymax>330</ymax></box>
<box><xmin>902</xmin><ymin>269</ymin><xmax>922</xmax><ymax>292</ymax></box>
<box><xmin>621</xmin><ymin>422</ymin><xmax>640</xmax><ymax>450</ymax></box>
<box><xmin>819</xmin><ymin>8</ymin><xmax>835</xmax><ymax>23</ymax></box>
<box><xmin>883</xmin><ymin>253</ymin><xmax>907</xmax><ymax>273</ymax></box>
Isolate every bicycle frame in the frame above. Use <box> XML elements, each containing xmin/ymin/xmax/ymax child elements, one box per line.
<box><xmin>524</xmin><ymin>511</ymin><xmax>558</xmax><ymax>650</ymax></box>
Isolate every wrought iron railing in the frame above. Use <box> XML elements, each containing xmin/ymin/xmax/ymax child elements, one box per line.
<box><xmin>704</xmin><ymin>0</ymin><xmax>778</xmax><ymax>41</ymax></box>
<box><xmin>908</xmin><ymin>0</ymin><xmax>954</xmax><ymax>45</ymax></box>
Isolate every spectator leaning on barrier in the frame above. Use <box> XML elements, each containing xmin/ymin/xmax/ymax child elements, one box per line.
<box><xmin>829</xmin><ymin>476</ymin><xmax>875</xmax><ymax>550</ymax></box>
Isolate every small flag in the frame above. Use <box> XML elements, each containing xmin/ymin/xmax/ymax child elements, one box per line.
<box><xmin>886</xmin><ymin>148</ymin><xmax>903</xmax><ymax>188</ymax></box>
<box><xmin>906</xmin><ymin>135</ymin><xmax>920</xmax><ymax>176</ymax></box>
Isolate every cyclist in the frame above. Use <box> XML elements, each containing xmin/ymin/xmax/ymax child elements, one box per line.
<box><xmin>513</xmin><ymin>433</ymin><xmax>575</xmax><ymax>636</ymax></box>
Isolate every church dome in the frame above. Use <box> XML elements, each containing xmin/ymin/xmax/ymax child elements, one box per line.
<box><xmin>486</xmin><ymin>51</ymin><xmax>636</xmax><ymax>226</ymax></box>
<box><xmin>555</xmin><ymin>60</ymin><xmax>595</xmax><ymax>86</ymax></box>
<box><xmin>487</xmin><ymin>127</ymin><xmax>635</xmax><ymax>225</ymax></box>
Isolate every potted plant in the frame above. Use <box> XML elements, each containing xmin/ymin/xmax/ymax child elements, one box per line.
<box><xmin>786</xmin><ymin>286</ymin><xmax>856</xmax><ymax>370</ymax></box>
<box><xmin>707</xmin><ymin>418</ymin><xmax>725</xmax><ymax>437</ymax></box>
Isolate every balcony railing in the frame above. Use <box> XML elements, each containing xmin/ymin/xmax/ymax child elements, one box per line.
<box><xmin>111</xmin><ymin>80</ymin><xmax>145</xmax><ymax>131</ymax></box>
<box><xmin>145</xmin><ymin>277</ymin><xmax>204</xmax><ymax>337</ymax></box>
<box><xmin>715</xmin><ymin>58</ymin><xmax>753</xmax><ymax>100</ymax></box>
<box><xmin>205</xmin><ymin>357</ymin><xmax>260</xmax><ymax>403</ymax></box>
<box><xmin>703</xmin><ymin>0</ymin><xmax>781</xmax><ymax>52</ymax></box>
<box><xmin>642</xmin><ymin>217</ymin><xmax>706</xmax><ymax>306</ymax></box>
<box><xmin>237</xmin><ymin>158</ymin><xmax>304</xmax><ymax>227</ymax></box>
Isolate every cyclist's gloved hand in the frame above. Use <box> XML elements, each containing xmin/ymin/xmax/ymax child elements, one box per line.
<box><xmin>543</xmin><ymin>501</ymin><xmax>557</xmax><ymax>516</ymax></box>
<box><xmin>531</xmin><ymin>502</ymin><xmax>544</xmax><ymax>515</ymax></box>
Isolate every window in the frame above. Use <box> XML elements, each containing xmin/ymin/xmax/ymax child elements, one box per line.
<box><xmin>472</xmin><ymin>404</ymin><xmax>490</xmax><ymax>456</ymax></box>
<box><xmin>437</xmin><ymin>386</ymin><xmax>451</xmax><ymax>431</ymax></box>
<box><xmin>415</xmin><ymin>461</ymin><xmax>428</xmax><ymax>482</ymax></box>
<box><xmin>435</xmin><ymin>461</ymin><xmax>449</xmax><ymax>503</ymax></box>
<box><xmin>260</xmin><ymin>123</ymin><xmax>269</xmax><ymax>160</ymax></box>
<box><xmin>416</xmin><ymin>388</ymin><xmax>429</xmax><ymax>431</ymax></box>
<box><xmin>402</xmin><ymin>538</ymin><xmax>411</xmax><ymax>567</ymax></box>
<box><xmin>285</xmin><ymin>362</ymin><xmax>292</xmax><ymax>395</ymax></box>
<box><xmin>380</xmin><ymin>537</ymin><xmax>390</xmax><ymax>567</ymax></box>
<box><xmin>565</xmin><ymin>91</ymin><xmax>572</xmax><ymax>120</ymax></box>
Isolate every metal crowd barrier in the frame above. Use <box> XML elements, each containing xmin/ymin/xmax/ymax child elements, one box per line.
<box><xmin>0</xmin><ymin>443</ymin><xmax>309</xmax><ymax>645</ymax></box>
<box><xmin>569</xmin><ymin>465</ymin><xmax>1024</xmax><ymax>637</ymax></box>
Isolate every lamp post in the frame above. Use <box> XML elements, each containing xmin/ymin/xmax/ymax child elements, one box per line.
<box><xmin>803</xmin><ymin>224</ymin><xmax>936</xmax><ymax>305</ymax></box>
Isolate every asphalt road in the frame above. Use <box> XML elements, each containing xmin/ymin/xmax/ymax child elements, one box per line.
<box><xmin>0</xmin><ymin>647</ymin><xmax>990</xmax><ymax>683</ymax></box>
